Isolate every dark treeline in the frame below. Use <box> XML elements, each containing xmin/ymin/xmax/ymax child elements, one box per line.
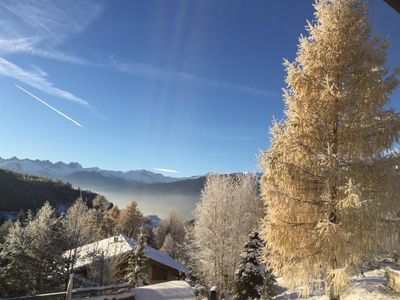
<box><xmin>0</xmin><ymin>169</ymin><xmax>98</xmax><ymax>214</ymax></box>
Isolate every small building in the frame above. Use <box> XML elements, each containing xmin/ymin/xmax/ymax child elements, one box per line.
<box><xmin>69</xmin><ymin>235</ymin><xmax>186</xmax><ymax>286</ymax></box>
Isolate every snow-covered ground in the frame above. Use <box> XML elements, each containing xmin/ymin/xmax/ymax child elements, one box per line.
<box><xmin>275</xmin><ymin>268</ymin><xmax>399</xmax><ymax>299</ymax></box>
<box><xmin>134</xmin><ymin>281</ymin><xmax>196</xmax><ymax>300</ymax></box>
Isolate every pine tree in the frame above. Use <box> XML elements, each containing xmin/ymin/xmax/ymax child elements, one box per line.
<box><xmin>127</xmin><ymin>228</ymin><xmax>149</xmax><ymax>287</ymax></box>
<box><xmin>259</xmin><ymin>0</ymin><xmax>399</xmax><ymax>299</ymax></box>
<box><xmin>233</xmin><ymin>232</ymin><xmax>276</xmax><ymax>300</ymax></box>
<box><xmin>114</xmin><ymin>228</ymin><xmax>150</xmax><ymax>287</ymax></box>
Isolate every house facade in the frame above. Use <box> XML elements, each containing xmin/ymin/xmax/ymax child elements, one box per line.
<box><xmin>68</xmin><ymin>235</ymin><xmax>186</xmax><ymax>286</ymax></box>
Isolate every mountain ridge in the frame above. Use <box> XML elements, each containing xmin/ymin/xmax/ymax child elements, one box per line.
<box><xmin>0</xmin><ymin>156</ymin><xmax>185</xmax><ymax>183</ymax></box>
<box><xmin>0</xmin><ymin>168</ymin><xmax>99</xmax><ymax>215</ymax></box>
<box><xmin>0</xmin><ymin>156</ymin><xmax>205</xmax><ymax>217</ymax></box>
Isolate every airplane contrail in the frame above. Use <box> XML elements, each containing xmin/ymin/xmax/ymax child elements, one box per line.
<box><xmin>14</xmin><ymin>84</ymin><xmax>83</xmax><ymax>128</ymax></box>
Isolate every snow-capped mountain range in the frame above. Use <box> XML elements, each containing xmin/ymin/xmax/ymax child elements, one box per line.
<box><xmin>0</xmin><ymin>156</ymin><xmax>206</xmax><ymax>217</ymax></box>
<box><xmin>0</xmin><ymin>157</ymin><xmax>181</xmax><ymax>183</ymax></box>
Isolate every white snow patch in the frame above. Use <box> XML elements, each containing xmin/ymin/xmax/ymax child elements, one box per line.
<box><xmin>274</xmin><ymin>268</ymin><xmax>400</xmax><ymax>300</ymax></box>
<box><xmin>134</xmin><ymin>280</ymin><xmax>196</xmax><ymax>300</ymax></box>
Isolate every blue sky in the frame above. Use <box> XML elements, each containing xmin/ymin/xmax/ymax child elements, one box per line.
<box><xmin>0</xmin><ymin>0</ymin><xmax>399</xmax><ymax>177</ymax></box>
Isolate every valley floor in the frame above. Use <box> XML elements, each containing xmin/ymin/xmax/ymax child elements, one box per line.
<box><xmin>275</xmin><ymin>268</ymin><xmax>399</xmax><ymax>300</ymax></box>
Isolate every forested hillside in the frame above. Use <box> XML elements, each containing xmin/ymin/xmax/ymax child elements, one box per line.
<box><xmin>0</xmin><ymin>169</ymin><xmax>98</xmax><ymax>213</ymax></box>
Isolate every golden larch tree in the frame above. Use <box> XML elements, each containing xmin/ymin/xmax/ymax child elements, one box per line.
<box><xmin>117</xmin><ymin>200</ymin><xmax>143</xmax><ymax>239</ymax></box>
<box><xmin>260</xmin><ymin>0</ymin><xmax>399</xmax><ymax>299</ymax></box>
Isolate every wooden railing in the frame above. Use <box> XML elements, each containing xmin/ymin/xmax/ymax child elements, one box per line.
<box><xmin>1</xmin><ymin>277</ymin><xmax>200</xmax><ymax>300</ymax></box>
<box><xmin>386</xmin><ymin>266</ymin><xmax>400</xmax><ymax>293</ymax></box>
<box><xmin>1</xmin><ymin>278</ymin><xmax>132</xmax><ymax>300</ymax></box>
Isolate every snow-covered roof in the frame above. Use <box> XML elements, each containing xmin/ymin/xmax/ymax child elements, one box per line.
<box><xmin>69</xmin><ymin>235</ymin><xmax>187</xmax><ymax>273</ymax></box>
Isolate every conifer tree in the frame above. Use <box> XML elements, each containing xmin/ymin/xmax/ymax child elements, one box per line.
<box><xmin>117</xmin><ymin>201</ymin><xmax>143</xmax><ymax>239</ymax></box>
<box><xmin>114</xmin><ymin>228</ymin><xmax>149</xmax><ymax>287</ymax></box>
<box><xmin>233</xmin><ymin>232</ymin><xmax>276</xmax><ymax>300</ymax></box>
<box><xmin>126</xmin><ymin>228</ymin><xmax>149</xmax><ymax>287</ymax></box>
<box><xmin>260</xmin><ymin>0</ymin><xmax>399</xmax><ymax>299</ymax></box>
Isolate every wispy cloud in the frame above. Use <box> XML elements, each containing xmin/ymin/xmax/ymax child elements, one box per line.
<box><xmin>0</xmin><ymin>0</ymin><xmax>102</xmax><ymax>115</ymax></box>
<box><xmin>0</xmin><ymin>0</ymin><xmax>103</xmax><ymax>63</ymax></box>
<box><xmin>0</xmin><ymin>0</ymin><xmax>277</xmax><ymax>100</ymax></box>
<box><xmin>110</xmin><ymin>58</ymin><xmax>278</xmax><ymax>97</ymax></box>
<box><xmin>0</xmin><ymin>57</ymin><xmax>90</xmax><ymax>107</ymax></box>
<box><xmin>15</xmin><ymin>84</ymin><xmax>83</xmax><ymax>128</ymax></box>
<box><xmin>0</xmin><ymin>38</ymin><xmax>87</xmax><ymax>65</ymax></box>
<box><xmin>153</xmin><ymin>168</ymin><xmax>179</xmax><ymax>174</ymax></box>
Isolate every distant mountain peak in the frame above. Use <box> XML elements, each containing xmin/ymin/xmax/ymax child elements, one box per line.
<box><xmin>0</xmin><ymin>156</ymin><xmax>181</xmax><ymax>184</ymax></box>
<box><xmin>68</xmin><ymin>162</ymin><xmax>82</xmax><ymax>168</ymax></box>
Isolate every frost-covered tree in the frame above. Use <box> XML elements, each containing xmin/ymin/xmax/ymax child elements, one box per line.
<box><xmin>113</xmin><ymin>228</ymin><xmax>149</xmax><ymax>287</ymax></box>
<box><xmin>92</xmin><ymin>195</ymin><xmax>112</xmax><ymax>212</ymax></box>
<box><xmin>233</xmin><ymin>232</ymin><xmax>276</xmax><ymax>300</ymax></box>
<box><xmin>161</xmin><ymin>233</ymin><xmax>176</xmax><ymax>255</ymax></box>
<box><xmin>191</xmin><ymin>173</ymin><xmax>264</xmax><ymax>294</ymax></box>
<box><xmin>0</xmin><ymin>221</ymin><xmax>26</xmax><ymax>296</ymax></box>
<box><xmin>156</xmin><ymin>211</ymin><xmax>186</xmax><ymax>249</ymax></box>
<box><xmin>0</xmin><ymin>220</ymin><xmax>13</xmax><ymax>244</ymax></box>
<box><xmin>0</xmin><ymin>202</ymin><xmax>67</xmax><ymax>296</ymax></box>
<box><xmin>142</xmin><ymin>223</ymin><xmax>157</xmax><ymax>249</ymax></box>
<box><xmin>154</xmin><ymin>211</ymin><xmax>188</xmax><ymax>262</ymax></box>
<box><xmin>63</xmin><ymin>198</ymin><xmax>91</xmax><ymax>275</ymax></box>
<box><xmin>103</xmin><ymin>205</ymin><xmax>121</xmax><ymax>237</ymax></box>
<box><xmin>160</xmin><ymin>232</ymin><xmax>183</xmax><ymax>261</ymax></box>
<box><xmin>85</xmin><ymin>195</ymin><xmax>113</xmax><ymax>241</ymax></box>
<box><xmin>126</xmin><ymin>228</ymin><xmax>149</xmax><ymax>287</ymax></box>
<box><xmin>260</xmin><ymin>0</ymin><xmax>399</xmax><ymax>299</ymax></box>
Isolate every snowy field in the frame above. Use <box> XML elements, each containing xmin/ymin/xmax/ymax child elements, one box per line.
<box><xmin>274</xmin><ymin>268</ymin><xmax>399</xmax><ymax>300</ymax></box>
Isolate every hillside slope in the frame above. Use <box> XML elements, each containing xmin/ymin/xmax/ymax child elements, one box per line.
<box><xmin>0</xmin><ymin>169</ymin><xmax>98</xmax><ymax>213</ymax></box>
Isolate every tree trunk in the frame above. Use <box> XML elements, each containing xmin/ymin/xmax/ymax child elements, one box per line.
<box><xmin>329</xmin><ymin>289</ymin><xmax>340</xmax><ymax>300</ymax></box>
